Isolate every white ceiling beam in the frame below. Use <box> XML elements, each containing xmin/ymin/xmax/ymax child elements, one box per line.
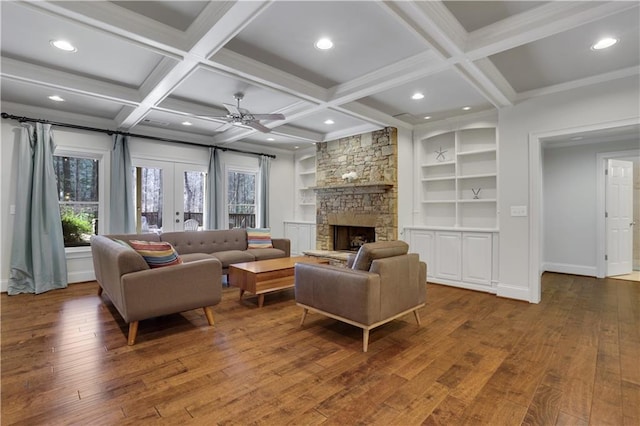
<box><xmin>337</xmin><ymin>102</ymin><xmax>414</xmax><ymax>130</ymax></box>
<box><xmin>0</xmin><ymin>57</ymin><xmax>141</xmax><ymax>105</ymax></box>
<box><xmin>467</xmin><ymin>1</ymin><xmax>639</xmax><ymax>60</ymax></box>
<box><xmin>379</xmin><ymin>1</ymin><xmax>513</xmax><ymax>108</ymax></box>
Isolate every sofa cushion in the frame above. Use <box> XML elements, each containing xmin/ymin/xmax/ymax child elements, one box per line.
<box><xmin>162</xmin><ymin>229</ymin><xmax>247</xmax><ymax>254</ymax></box>
<box><xmin>351</xmin><ymin>241</ymin><xmax>409</xmax><ymax>271</ymax></box>
<box><xmin>247</xmin><ymin>227</ymin><xmax>273</xmax><ymax>248</ymax></box>
<box><xmin>129</xmin><ymin>240</ymin><xmax>183</xmax><ymax>268</ymax></box>
<box><xmin>210</xmin><ymin>250</ymin><xmax>255</xmax><ymax>268</ymax></box>
<box><xmin>180</xmin><ymin>253</ymin><xmax>217</xmax><ymax>263</ymax></box>
<box><xmin>247</xmin><ymin>248</ymin><xmax>286</xmax><ymax>261</ymax></box>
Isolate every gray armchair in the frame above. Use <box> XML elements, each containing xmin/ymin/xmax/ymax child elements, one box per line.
<box><xmin>294</xmin><ymin>241</ymin><xmax>427</xmax><ymax>352</ymax></box>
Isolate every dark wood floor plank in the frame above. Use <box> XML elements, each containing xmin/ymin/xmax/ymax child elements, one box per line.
<box><xmin>2</xmin><ymin>273</ymin><xmax>639</xmax><ymax>425</ymax></box>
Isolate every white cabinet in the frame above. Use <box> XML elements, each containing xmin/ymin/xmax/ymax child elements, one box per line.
<box><xmin>419</xmin><ymin>127</ymin><xmax>497</xmax><ymax>229</ymax></box>
<box><xmin>462</xmin><ymin>232</ymin><xmax>492</xmax><ymax>286</ymax></box>
<box><xmin>435</xmin><ymin>232</ymin><xmax>461</xmax><ymax>281</ymax></box>
<box><xmin>404</xmin><ymin>227</ymin><xmax>497</xmax><ymax>293</ymax></box>
<box><xmin>284</xmin><ymin>221</ymin><xmax>317</xmax><ymax>255</ymax></box>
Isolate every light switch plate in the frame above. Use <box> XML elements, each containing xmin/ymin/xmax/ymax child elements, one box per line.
<box><xmin>510</xmin><ymin>205</ymin><xmax>527</xmax><ymax>217</ymax></box>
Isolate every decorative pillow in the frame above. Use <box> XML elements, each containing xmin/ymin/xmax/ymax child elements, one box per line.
<box><xmin>128</xmin><ymin>240</ymin><xmax>183</xmax><ymax>268</ymax></box>
<box><xmin>247</xmin><ymin>227</ymin><xmax>273</xmax><ymax>249</ymax></box>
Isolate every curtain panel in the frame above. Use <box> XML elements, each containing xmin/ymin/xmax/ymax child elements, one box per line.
<box><xmin>9</xmin><ymin>123</ymin><xmax>68</xmax><ymax>295</ymax></box>
<box><xmin>109</xmin><ymin>134</ymin><xmax>135</xmax><ymax>233</ymax></box>
<box><xmin>258</xmin><ymin>155</ymin><xmax>271</xmax><ymax>228</ymax></box>
<box><xmin>206</xmin><ymin>147</ymin><xmax>225</xmax><ymax>230</ymax></box>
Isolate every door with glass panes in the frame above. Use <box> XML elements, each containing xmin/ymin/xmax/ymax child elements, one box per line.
<box><xmin>133</xmin><ymin>159</ymin><xmax>206</xmax><ymax>233</ymax></box>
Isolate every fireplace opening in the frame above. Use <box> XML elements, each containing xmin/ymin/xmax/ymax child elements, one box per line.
<box><xmin>333</xmin><ymin>225</ymin><xmax>376</xmax><ymax>252</ymax></box>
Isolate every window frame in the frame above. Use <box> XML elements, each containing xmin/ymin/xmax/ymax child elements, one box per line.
<box><xmin>225</xmin><ymin>165</ymin><xmax>258</xmax><ymax>229</ymax></box>
<box><xmin>54</xmin><ymin>147</ymin><xmax>108</xmax><ymax>251</ymax></box>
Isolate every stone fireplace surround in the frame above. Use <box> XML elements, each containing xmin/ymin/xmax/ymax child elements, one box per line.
<box><xmin>313</xmin><ymin>128</ymin><xmax>398</xmax><ymax>251</ymax></box>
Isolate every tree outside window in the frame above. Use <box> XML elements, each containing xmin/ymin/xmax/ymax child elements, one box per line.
<box><xmin>54</xmin><ymin>156</ymin><xmax>99</xmax><ymax>246</ymax></box>
<box><xmin>228</xmin><ymin>170</ymin><xmax>256</xmax><ymax>229</ymax></box>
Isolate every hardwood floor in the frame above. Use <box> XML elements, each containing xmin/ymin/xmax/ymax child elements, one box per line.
<box><xmin>1</xmin><ymin>273</ymin><xmax>638</xmax><ymax>425</ymax></box>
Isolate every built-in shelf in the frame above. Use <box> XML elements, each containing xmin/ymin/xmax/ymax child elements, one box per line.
<box><xmin>295</xmin><ymin>149</ymin><xmax>317</xmax><ymax>222</ymax></box>
<box><xmin>419</xmin><ymin>127</ymin><xmax>497</xmax><ymax>229</ymax></box>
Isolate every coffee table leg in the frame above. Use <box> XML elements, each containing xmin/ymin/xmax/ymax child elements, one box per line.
<box><xmin>258</xmin><ymin>294</ymin><xmax>265</xmax><ymax>308</ymax></box>
<box><xmin>239</xmin><ymin>289</ymin><xmax>245</xmax><ymax>300</ymax></box>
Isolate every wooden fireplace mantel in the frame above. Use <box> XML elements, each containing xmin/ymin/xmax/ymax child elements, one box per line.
<box><xmin>311</xmin><ymin>182</ymin><xmax>393</xmax><ymax>194</ymax></box>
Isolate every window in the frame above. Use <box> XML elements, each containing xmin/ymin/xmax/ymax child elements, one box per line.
<box><xmin>227</xmin><ymin>169</ymin><xmax>256</xmax><ymax>229</ymax></box>
<box><xmin>54</xmin><ymin>155</ymin><xmax>99</xmax><ymax>247</ymax></box>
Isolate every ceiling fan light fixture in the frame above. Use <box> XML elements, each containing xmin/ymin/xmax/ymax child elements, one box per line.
<box><xmin>315</xmin><ymin>38</ymin><xmax>333</xmax><ymax>50</ymax></box>
<box><xmin>591</xmin><ymin>37</ymin><xmax>618</xmax><ymax>50</ymax></box>
<box><xmin>48</xmin><ymin>95</ymin><xmax>65</xmax><ymax>102</ymax></box>
<box><xmin>411</xmin><ymin>93</ymin><xmax>424</xmax><ymax>100</ymax></box>
<box><xmin>50</xmin><ymin>39</ymin><xmax>77</xmax><ymax>52</ymax></box>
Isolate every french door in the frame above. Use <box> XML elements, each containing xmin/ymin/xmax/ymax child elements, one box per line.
<box><xmin>132</xmin><ymin>159</ymin><xmax>207</xmax><ymax>233</ymax></box>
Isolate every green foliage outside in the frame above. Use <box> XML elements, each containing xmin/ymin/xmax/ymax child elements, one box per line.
<box><xmin>60</xmin><ymin>208</ymin><xmax>93</xmax><ymax>245</ymax></box>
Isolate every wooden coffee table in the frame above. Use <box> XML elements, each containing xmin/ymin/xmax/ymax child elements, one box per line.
<box><xmin>229</xmin><ymin>256</ymin><xmax>330</xmax><ymax>307</ymax></box>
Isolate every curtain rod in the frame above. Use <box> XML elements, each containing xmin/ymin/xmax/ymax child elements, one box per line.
<box><xmin>1</xmin><ymin>112</ymin><xmax>276</xmax><ymax>159</ymax></box>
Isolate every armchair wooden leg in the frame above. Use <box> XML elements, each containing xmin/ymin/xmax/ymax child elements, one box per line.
<box><xmin>127</xmin><ymin>321</ymin><xmax>139</xmax><ymax>346</ymax></box>
<box><xmin>413</xmin><ymin>309</ymin><xmax>421</xmax><ymax>326</ymax></box>
<box><xmin>363</xmin><ymin>329</ymin><xmax>370</xmax><ymax>353</ymax></box>
<box><xmin>300</xmin><ymin>308</ymin><xmax>309</xmax><ymax>326</ymax></box>
<box><xmin>203</xmin><ymin>306</ymin><xmax>215</xmax><ymax>326</ymax></box>
<box><xmin>97</xmin><ymin>286</ymin><xmax>103</xmax><ymax>296</ymax></box>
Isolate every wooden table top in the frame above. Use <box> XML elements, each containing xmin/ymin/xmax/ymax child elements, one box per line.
<box><xmin>229</xmin><ymin>256</ymin><xmax>329</xmax><ymax>274</ymax></box>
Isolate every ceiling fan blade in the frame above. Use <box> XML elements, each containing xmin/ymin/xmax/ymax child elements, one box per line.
<box><xmin>246</xmin><ymin>121</ymin><xmax>272</xmax><ymax>133</ymax></box>
<box><xmin>223</xmin><ymin>103</ymin><xmax>241</xmax><ymax>115</ymax></box>
<box><xmin>251</xmin><ymin>114</ymin><xmax>285</xmax><ymax>121</ymax></box>
<box><xmin>197</xmin><ymin>115</ymin><xmax>229</xmax><ymax>120</ymax></box>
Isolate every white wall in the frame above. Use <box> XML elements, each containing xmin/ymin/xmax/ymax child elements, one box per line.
<box><xmin>397</xmin><ymin>127</ymin><xmax>413</xmax><ymax>240</ymax></box>
<box><xmin>498</xmin><ymin>75</ymin><xmax>640</xmax><ymax>302</ymax></box>
<box><xmin>542</xmin><ymin>139</ymin><xmax>639</xmax><ymax>276</ymax></box>
<box><xmin>0</xmin><ymin>120</ymin><xmax>294</xmax><ymax>292</ymax></box>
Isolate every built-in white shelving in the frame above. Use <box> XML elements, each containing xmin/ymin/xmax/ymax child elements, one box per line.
<box><xmin>418</xmin><ymin>127</ymin><xmax>497</xmax><ymax>229</ymax></box>
<box><xmin>294</xmin><ymin>149</ymin><xmax>317</xmax><ymax>223</ymax></box>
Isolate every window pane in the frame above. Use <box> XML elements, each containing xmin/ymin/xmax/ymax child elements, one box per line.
<box><xmin>227</xmin><ymin>170</ymin><xmax>256</xmax><ymax>229</ymax></box>
<box><xmin>54</xmin><ymin>156</ymin><xmax>99</xmax><ymax>246</ymax></box>
<box><xmin>183</xmin><ymin>171</ymin><xmax>204</xmax><ymax>228</ymax></box>
<box><xmin>135</xmin><ymin>167</ymin><xmax>163</xmax><ymax>233</ymax></box>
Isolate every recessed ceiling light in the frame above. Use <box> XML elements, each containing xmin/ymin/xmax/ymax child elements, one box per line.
<box><xmin>591</xmin><ymin>37</ymin><xmax>618</xmax><ymax>50</ymax></box>
<box><xmin>50</xmin><ymin>40</ymin><xmax>77</xmax><ymax>52</ymax></box>
<box><xmin>424</xmin><ymin>116</ymin><xmax>431</xmax><ymax>120</ymax></box>
<box><xmin>570</xmin><ymin>136</ymin><xmax>584</xmax><ymax>141</ymax></box>
<box><xmin>315</xmin><ymin>38</ymin><xmax>333</xmax><ymax>50</ymax></box>
<box><xmin>294</xmin><ymin>146</ymin><xmax>299</xmax><ymax>149</ymax></box>
<box><xmin>48</xmin><ymin>95</ymin><xmax>65</xmax><ymax>102</ymax></box>
<box><xmin>267</xmin><ymin>137</ymin><xmax>275</xmax><ymax>141</ymax></box>
<box><xmin>411</xmin><ymin>93</ymin><xmax>424</xmax><ymax>100</ymax></box>
<box><xmin>462</xmin><ymin>106</ymin><xmax>471</xmax><ymax>111</ymax></box>
<box><xmin>181</xmin><ymin>121</ymin><xmax>192</xmax><ymax>126</ymax></box>
<box><xmin>324</xmin><ymin>119</ymin><xmax>334</xmax><ymax>125</ymax></box>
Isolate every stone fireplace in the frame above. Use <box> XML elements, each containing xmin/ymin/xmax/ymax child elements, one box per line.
<box><xmin>313</xmin><ymin>128</ymin><xmax>398</xmax><ymax>251</ymax></box>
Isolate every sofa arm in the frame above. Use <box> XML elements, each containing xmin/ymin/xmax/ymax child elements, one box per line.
<box><xmin>295</xmin><ymin>263</ymin><xmax>381</xmax><ymax>325</ymax></box>
<box><xmin>272</xmin><ymin>238</ymin><xmax>290</xmax><ymax>257</ymax></box>
<box><xmin>120</xmin><ymin>258</ymin><xmax>222</xmax><ymax>323</ymax></box>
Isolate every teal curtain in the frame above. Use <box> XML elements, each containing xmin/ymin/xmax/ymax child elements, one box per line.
<box><xmin>206</xmin><ymin>148</ymin><xmax>225</xmax><ymax>229</ymax></box>
<box><xmin>109</xmin><ymin>134</ymin><xmax>135</xmax><ymax>233</ymax></box>
<box><xmin>258</xmin><ymin>155</ymin><xmax>271</xmax><ymax>227</ymax></box>
<box><xmin>9</xmin><ymin>123</ymin><xmax>67</xmax><ymax>295</ymax></box>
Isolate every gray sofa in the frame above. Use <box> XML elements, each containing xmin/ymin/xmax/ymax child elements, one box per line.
<box><xmin>91</xmin><ymin>229</ymin><xmax>290</xmax><ymax>345</ymax></box>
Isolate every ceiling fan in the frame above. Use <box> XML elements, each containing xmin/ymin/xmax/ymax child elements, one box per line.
<box><xmin>206</xmin><ymin>92</ymin><xmax>285</xmax><ymax>133</ymax></box>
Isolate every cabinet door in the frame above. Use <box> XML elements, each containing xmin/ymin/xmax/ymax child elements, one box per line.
<box><xmin>407</xmin><ymin>230</ymin><xmax>435</xmax><ymax>278</ymax></box>
<box><xmin>298</xmin><ymin>224</ymin><xmax>311</xmax><ymax>253</ymax></box>
<box><xmin>284</xmin><ymin>223</ymin><xmax>299</xmax><ymax>255</ymax></box>
<box><xmin>435</xmin><ymin>232</ymin><xmax>461</xmax><ymax>280</ymax></box>
<box><xmin>462</xmin><ymin>232</ymin><xmax>492</xmax><ymax>286</ymax></box>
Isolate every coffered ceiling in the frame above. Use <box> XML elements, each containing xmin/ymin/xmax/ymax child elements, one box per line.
<box><xmin>1</xmin><ymin>1</ymin><xmax>638</xmax><ymax>151</ymax></box>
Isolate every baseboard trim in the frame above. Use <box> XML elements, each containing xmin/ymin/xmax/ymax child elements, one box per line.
<box><xmin>542</xmin><ymin>262</ymin><xmax>597</xmax><ymax>277</ymax></box>
<box><xmin>496</xmin><ymin>282</ymin><xmax>532</xmax><ymax>303</ymax></box>
<box><xmin>426</xmin><ymin>277</ymin><xmax>495</xmax><ymax>294</ymax></box>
